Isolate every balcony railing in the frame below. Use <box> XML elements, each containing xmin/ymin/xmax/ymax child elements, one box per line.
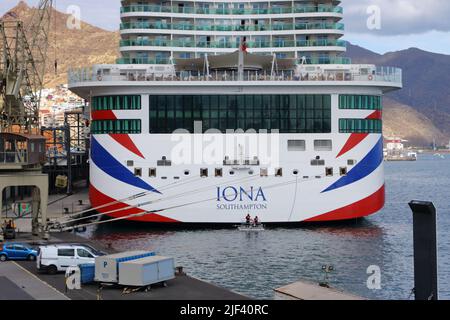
<box><xmin>121</xmin><ymin>4</ymin><xmax>343</xmax><ymax>15</ymax></box>
<box><xmin>68</xmin><ymin>67</ymin><xmax>402</xmax><ymax>86</ymax></box>
<box><xmin>119</xmin><ymin>38</ymin><xmax>347</xmax><ymax>49</ymax></box>
<box><xmin>115</xmin><ymin>56</ymin><xmax>352</xmax><ymax>65</ymax></box>
<box><xmin>120</xmin><ymin>21</ymin><xmax>345</xmax><ymax>32</ymax></box>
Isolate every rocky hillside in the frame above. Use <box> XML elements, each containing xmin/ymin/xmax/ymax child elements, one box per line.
<box><xmin>4</xmin><ymin>2</ymin><xmax>449</xmax><ymax>146</ymax></box>
<box><xmin>347</xmin><ymin>43</ymin><xmax>450</xmax><ymax>145</ymax></box>
<box><xmin>2</xmin><ymin>1</ymin><xmax>120</xmax><ymax>87</ymax></box>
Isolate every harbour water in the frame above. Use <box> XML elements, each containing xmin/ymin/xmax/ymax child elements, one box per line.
<box><xmin>82</xmin><ymin>153</ymin><xmax>450</xmax><ymax>300</ymax></box>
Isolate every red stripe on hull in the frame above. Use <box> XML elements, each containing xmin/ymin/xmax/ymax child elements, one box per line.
<box><xmin>336</xmin><ymin>133</ymin><xmax>369</xmax><ymax>158</ymax></box>
<box><xmin>336</xmin><ymin>111</ymin><xmax>382</xmax><ymax>158</ymax></box>
<box><xmin>91</xmin><ymin>110</ymin><xmax>116</xmax><ymax>120</ymax></box>
<box><xmin>366</xmin><ymin>110</ymin><xmax>382</xmax><ymax>120</ymax></box>
<box><xmin>109</xmin><ymin>134</ymin><xmax>145</xmax><ymax>159</ymax></box>
<box><xmin>305</xmin><ymin>185</ymin><xmax>385</xmax><ymax>222</ymax></box>
<box><xmin>89</xmin><ymin>185</ymin><xmax>179</xmax><ymax>223</ymax></box>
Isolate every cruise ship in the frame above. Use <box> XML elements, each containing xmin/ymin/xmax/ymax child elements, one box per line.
<box><xmin>68</xmin><ymin>0</ymin><xmax>402</xmax><ymax>224</ymax></box>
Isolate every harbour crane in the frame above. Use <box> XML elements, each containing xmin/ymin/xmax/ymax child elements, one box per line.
<box><xmin>0</xmin><ymin>0</ymin><xmax>53</xmax><ymax>133</ymax></box>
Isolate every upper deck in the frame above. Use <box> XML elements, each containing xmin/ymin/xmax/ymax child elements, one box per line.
<box><xmin>68</xmin><ymin>63</ymin><xmax>402</xmax><ymax>98</ymax></box>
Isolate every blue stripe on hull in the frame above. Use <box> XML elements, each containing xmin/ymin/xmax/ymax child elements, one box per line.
<box><xmin>322</xmin><ymin>137</ymin><xmax>383</xmax><ymax>193</ymax></box>
<box><xmin>91</xmin><ymin>137</ymin><xmax>160</xmax><ymax>193</ymax></box>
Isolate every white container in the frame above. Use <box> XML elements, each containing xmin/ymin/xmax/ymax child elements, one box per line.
<box><xmin>94</xmin><ymin>251</ymin><xmax>153</xmax><ymax>283</ymax></box>
<box><xmin>118</xmin><ymin>256</ymin><xmax>175</xmax><ymax>287</ymax></box>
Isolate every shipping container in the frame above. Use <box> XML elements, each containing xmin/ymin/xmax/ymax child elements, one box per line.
<box><xmin>94</xmin><ymin>251</ymin><xmax>155</xmax><ymax>283</ymax></box>
<box><xmin>118</xmin><ymin>256</ymin><xmax>175</xmax><ymax>287</ymax></box>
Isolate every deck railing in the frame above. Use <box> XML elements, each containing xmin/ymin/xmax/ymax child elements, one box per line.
<box><xmin>119</xmin><ymin>38</ymin><xmax>347</xmax><ymax>49</ymax></box>
<box><xmin>120</xmin><ymin>5</ymin><xmax>343</xmax><ymax>15</ymax></box>
<box><xmin>68</xmin><ymin>67</ymin><xmax>402</xmax><ymax>86</ymax></box>
<box><xmin>120</xmin><ymin>21</ymin><xmax>345</xmax><ymax>32</ymax></box>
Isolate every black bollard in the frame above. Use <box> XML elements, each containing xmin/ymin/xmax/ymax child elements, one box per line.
<box><xmin>408</xmin><ymin>201</ymin><xmax>438</xmax><ymax>300</ymax></box>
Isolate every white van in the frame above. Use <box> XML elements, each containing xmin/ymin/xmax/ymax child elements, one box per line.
<box><xmin>37</xmin><ymin>244</ymin><xmax>103</xmax><ymax>274</ymax></box>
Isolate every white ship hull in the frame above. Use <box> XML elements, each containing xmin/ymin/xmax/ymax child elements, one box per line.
<box><xmin>89</xmin><ymin>131</ymin><xmax>385</xmax><ymax>223</ymax></box>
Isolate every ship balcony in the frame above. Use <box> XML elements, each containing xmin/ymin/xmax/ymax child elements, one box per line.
<box><xmin>120</xmin><ymin>21</ymin><xmax>345</xmax><ymax>33</ymax></box>
<box><xmin>120</xmin><ymin>4</ymin><xmax>343</xmax><ymax>16</ymax></box>
<box><xmin>119</xmin><ymin>39</ymin><xmax>347</xmax><ymax>50</ymax></box>
<box><xmin>114</xmin><ymin>56</ymin><xmax>352</xmax><ymax>65</ymax></box>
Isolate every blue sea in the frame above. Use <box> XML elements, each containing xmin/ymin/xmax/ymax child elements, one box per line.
<box><xmin>83</xmin><ymin>153</ymin><xmax>450</xmax><ymax>300</ymax></box>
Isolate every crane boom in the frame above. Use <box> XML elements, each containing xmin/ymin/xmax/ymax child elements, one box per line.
<box><xmin>0</xmin><ymin>0</ymin><xmax>53</xmax><ymax>133</ymax></box>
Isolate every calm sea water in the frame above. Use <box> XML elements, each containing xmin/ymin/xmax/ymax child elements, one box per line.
<box><xmin>82</xmin><ymin>153</ymin><xmax>450</xmax><ymax>300</ymax></box>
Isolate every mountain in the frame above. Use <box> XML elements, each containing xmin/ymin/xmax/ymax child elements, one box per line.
<box><xmin>382</xmin><ymin>97</ymin><xmax>447</xmax><ymax>145</ymax></box>
<box><xmin>347</xmin><ymin>43</ymin><xmax>450</xmax><ymax>144</ymax></box>
<box><xmin>3</xmin><ymin>2</ymin><xmax>449</xmax><ymax>146</ymax></box>
<box><xmin>2</xmin><ymin>1</ymin><xmax>120</xmax><ymax>87</ymax></box>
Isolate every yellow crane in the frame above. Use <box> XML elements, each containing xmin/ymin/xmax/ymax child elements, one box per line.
<box><xmin>0</xmin><ymin>0</ymin><xmax>53</xmax><ymax>133</ymax></box>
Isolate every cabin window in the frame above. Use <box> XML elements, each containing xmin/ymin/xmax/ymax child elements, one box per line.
<box><xmin>288</xmin><ymin>140</ymin><xmax>306</xmax><ymax>151</ymax></box>
<box><xmin>92</xmin><ymin>95</ymin><xmax>141</xmax><ymax>111</ymax></box>
<box><xmin>127</xmin><ymin>160</ymin><xmax>134</xmax><ymax>167</ymax></box>
<box><xmin>91</xmin><ymin>119</ymin><xmax>141</xmax><ymax>134</ymax></box>
<box><xmin>340</xmin><ymin>167</ymin><xmax>348</xmax><ymax>176</ymax></box>
<box><xmin>339</xmin><ymin>119</ymin><xmax>382</xmax><ymax>134</ymax></box>
<box><xmin>215</xmin><ymin>168</ymin><xmax>223</xmax><ymax>177</ymax></box>
<box><xmin>339</xmin><ymin>95</ymin><xmax>382</xmax><ymax>110</ymax></box>
<box><xmin>326</xmin><ymin>167</ymin><xmax>333</xmax><ymax>177</ymax></box>
<box><xmin>149</xmin><ymin>94</ymin><xmax>331</xmax><ymax>133</ymax></box>
<box><xmin>200</xmin><ymin>168</ymin><xmax>208</xmax><ymax>177</ymax></box>
<box><xmin>260</xmin><ymin>168</ymin><xmax>268</xmax><ymax>177</ymax></box>
<box><xmin>347</xmin><ymin>159</ymin><xmax>357</xmax><ymax>166</ymax></box>
<box><xmin>314</xmin><ymin>140</ymin><xmax>332</xmax><ymax>151</ymax></box>
<box><xmin>293</xmin><ymin>170</ymin><xmax>299</xmax><ymax>175</ymax></box>
<box><xmin>149</xmin><ymin>168</ymin><xmax>157</xmax><ymax>177</ymax></box>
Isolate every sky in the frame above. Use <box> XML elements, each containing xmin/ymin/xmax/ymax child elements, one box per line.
<box><xmin>1</xmin><ymin>0</ymin><xmax>450</xmax><ymax>55</ymax></box>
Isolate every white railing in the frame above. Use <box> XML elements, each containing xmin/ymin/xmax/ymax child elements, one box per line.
<box><xmin>68</xmin><ymin>66</ymin><xmax>402</xmax><ymax>85</ymax></box>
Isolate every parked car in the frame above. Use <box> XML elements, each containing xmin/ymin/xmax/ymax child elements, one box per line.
<box><xmin>0</xmin><ymin>243</ymin><xmax>38</xmax><ymax>261</ymax></box>
<box><xmin>37</xmin><ymin>244</ymin><xmax>103</xmax><ymax>274</ymax></box>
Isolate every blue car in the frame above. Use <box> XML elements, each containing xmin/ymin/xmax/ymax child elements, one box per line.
<box><xmin>0</xmin><ymin>243</ymin><xmax>38</xmax><ymax>261</ymax></box>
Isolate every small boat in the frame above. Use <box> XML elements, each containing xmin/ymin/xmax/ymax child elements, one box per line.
<box><xmin>237</xmin><ymin>223</ymin><xmax>265</xmax><ymax>232</ymax></box>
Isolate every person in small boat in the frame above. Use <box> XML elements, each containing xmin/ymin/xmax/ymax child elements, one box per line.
<box><xmin>245</xmin><ymin>214</ymin><xmax>251</xmax><ymax>226</ymax></box>
<box><xmin>253</xmin><ymin>216</ymin><xmax>259</xmax><ymax>226</ymax></box>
